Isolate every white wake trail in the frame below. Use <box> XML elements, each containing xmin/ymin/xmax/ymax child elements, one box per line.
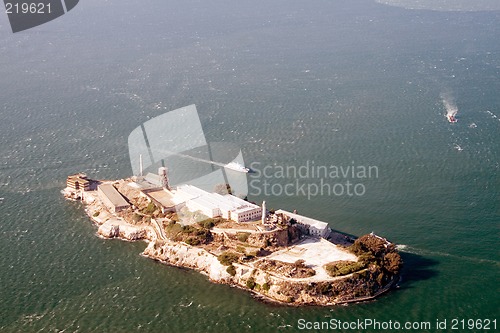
<box><xmin>440</xmin><ymin>92</ymin><xmax>458</xmax><ymax>117</ymax></box>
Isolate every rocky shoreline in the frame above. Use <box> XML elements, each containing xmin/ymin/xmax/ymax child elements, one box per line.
<box><xmin>141</xmin><ymin>239</ymin><xmax>399</xmax><ymax>306</ymax></box>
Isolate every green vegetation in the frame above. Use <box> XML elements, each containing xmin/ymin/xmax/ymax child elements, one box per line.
<box><xmin>93</xmin><ymin>211</ymin><xmax>100</xmax><ymax>217</ymax></box>
<box><xmin>217</xmin><ymin>251</ymin><xmax>240</xmax><ymax>266</ymax></box>
<box><xmin>349</xmin><ymin>234</ymin><xmax>388</xmax><ymax>257</ymax></box>
<box><xmin>324</xmin><ymin>261</ymin><xmax>366</xmax><ymax>277</ymax></box>
<box><xmin>132</xmin><ymin>213</ymin><xmax>142</xmax><ymax>223</ymax></box>
<box><xmin>164</xmin><ymin>221</ymin><xmax>184</xmax><ymax>241</ymax></box>
<box><xmin>226</xmin><ymin>264</ymin><xmax>237</xmax><ymax>276</ymax></box>
<box><xmin>143</xmin><ymin>202</ymin><xmax>157</xmax><ymax>215</ymax></box>
<box><xmin>185</xmin><ymin>237</ymin><xmax>201</xmax><ymax>246</ymax></box>
<box><xmin>163</xmin><ymin>222</ymin><xmax>211</xmax><ymax>244</ymax></box>
<box><xmin>383</xmin><ymin>252</ymin><xmax>403</xmax><ymax>274</ymax></box>
<box><xmin>246</xmin><ymin>277</ymin><xmax>256</xmax><ymax>290</ymax></box>
<box><xmin>357</xmin><ymin>252</ymin><xmax>376</xmax><ymax>265</ymax></box>
<box><xmin>348</xmin><ymin>234</ymin><xmax>403</xmax><ymax>275</ymax></box>
<box><xmin>197</xmin><ymin>218</ymin><xmax>215</xmax><ymax>230</ymax></box>
<box><xmin>262</xmin><ymin>282</ymin><xmax>270</xmax><ymax>291</ymax></box>
<box><xmin>237</xmin><ymin>232</ymin><xmax>250</xmax><ymax>242</ymax></box>
<box><xmin>181</xmin><ymin>225</ymin><xmax>196</xmax><ymax>234</ymax></box>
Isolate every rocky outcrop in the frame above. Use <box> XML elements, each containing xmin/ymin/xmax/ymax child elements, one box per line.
<box><xmin>98</xmin><ymin>223</ymin><xmax>120</xmax><ymax>238</ymax></box>
<box><xmin>247</xmin><ymin>227</ymin><xmax>295</xmax><ymax>247</ymax></box>
<box><xmin>142</xmin><ymin>240</ymin><xmax>397</xmax><ymax>306</ymax></box>
<box><xmin>98</xmin><ymin>220</ymin><xmax>148</xmax><ymax>241</ymax></box>
<box><xmin>143</xmin><ymin>241</ymin><xmax>231</xmax><ymax>282</ymax></box>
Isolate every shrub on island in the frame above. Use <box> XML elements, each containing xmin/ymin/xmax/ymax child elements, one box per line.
<box><xmin>324</xmin><ymin>261</ymin><xmax>366</xmax><ymax>277</ymax></box>
<box><xmin>246</xmin><ymin>277</ymin><xmax>256</xmax><ymax>290</ymax></box>
<box><xmin>348</xmin><ymin>234</ymin><xmax>403</xmax><ymax>275</ymax></box>
<box><xmin>218</xmin><ymin>251</ymin><xmax>240</xmax><ymax>266</ymax></box>
<box><xmin>226</xmin><ymin>264</ymin><xmax>237</xmax><ymax>276</ymax></box>
<box><xmin>237</xmin><ymin>232</ymin><xmax>251</xmax><ymax>242</ymax></box>
<box><xmin>197</xmin><ymin>219</ymin><xmax>215</xmax><ymax>230</ymax></box>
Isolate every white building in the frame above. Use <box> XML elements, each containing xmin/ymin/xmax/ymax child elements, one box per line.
<box><xmin>173</xmin><ymin>184</ymin><xmax>209</xmax><ymax>204</ymax></box>
<box><xmin>220</xmin><ymin>194</ymin><xmax>261</xmax><ymax>222</ymax></box>
<box><xmin>275</xmin><ymin>209</ymin><xmax>331</xmax><ymax>238</ymax></box>
<box><xmin>173</xmin><ymin>184</ymin><xmax>261</xmax><ymax>222</ymax></box>
<box><xmin>186</xmin><ymin>195</ymin><xmax>223</xmax><ymax>218</ymax></box>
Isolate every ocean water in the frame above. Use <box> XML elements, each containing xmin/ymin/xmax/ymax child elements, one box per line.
<box><xmin>0</xmin><ymin>0</ymin><xmax>499</xmax><ymax>332</ymax></box>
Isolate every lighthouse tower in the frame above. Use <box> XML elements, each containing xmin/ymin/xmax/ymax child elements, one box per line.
<box><xmin>261</xmin><ymin>200</ymin><xmax>267</xmax><ymax>224</ymax></box>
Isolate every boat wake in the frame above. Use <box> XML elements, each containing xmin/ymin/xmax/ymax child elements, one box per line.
<box><xmin>440</xmin><ymin>92</ymin><xmax>458</xmax><ymax>123</ymax></box>
<box><xmin>396</xmin><ymin>245</ymin><xmax>499</xmax><ymax>266</ymax></box>
<box><xmin>486</xmin><ymin>110</ymin><xmax>500</xmax><ymax>123</ymax></box>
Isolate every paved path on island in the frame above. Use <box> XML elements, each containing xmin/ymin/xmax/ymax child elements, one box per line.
<box><xmin>151</xmin><ymin>219</ymin><xmax>167</xmax><ymax>241</ymax></box>
<box><xmin>254</xmin><ymin>237</ymin><xmax>358</xmax><ymax>282</ymax></box>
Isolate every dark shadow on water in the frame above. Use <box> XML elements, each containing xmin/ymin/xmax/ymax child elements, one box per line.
<box><xmin>398</xmin><ymin>252</ymin><xmax>440</xmax><ymax>289</ymax></box>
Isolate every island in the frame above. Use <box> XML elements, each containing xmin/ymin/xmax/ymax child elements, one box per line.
<box><xmin>63</xmin><ymin>171</ymin><xmax>402</xmax><ymax>306</ymax></box>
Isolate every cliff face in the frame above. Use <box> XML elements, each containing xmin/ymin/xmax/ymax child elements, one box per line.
<box><xmin>97</xmin><ymin>220</ymin><xmax>149</xmax><ymax>241</ymax></box>
<box><xmin>142</xmin><ymin>240</ymin><xmax>397</xmax><ymax>306</ymax></box>
<box><xmin>246</xmin><ymin>225</ymin><xmax>301</xmax><ymax>248</ymax></box>
<box><xmin>143</xmin><ymin>241</ymin><xmax>230</xmax><ymax>282</ymax></box>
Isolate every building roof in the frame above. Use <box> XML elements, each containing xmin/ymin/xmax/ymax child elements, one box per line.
<box><xmin>144</xmin><ymin>173</ymin><xmax>162</xmax><ymax>187</ymax></box>
<box><xmin>98</xmin><ymin>184</ymin><xmax>130</xmax><ymax>208</ymax></box>
<box><xmin>147</xmin><ymin>189</ymin><xmax>176</xmax><ymax>208</ymax></box>
<box><xmin>67</xmin><ymin>174</ymin><xmax>90</xmax><ymax>184</ymax></box>
<box><xmin>129</xmin><ymin>178</ymin><xmax>162</xmax><ymax>191</ymax></box>
<box><xmin>174</xmin><ymin>184</ymin><xmax>211</xmax><ymax>203</ymax></box>
<box><xmin>174</xmin><ymin>184</ymin><xmax>261</xmax><ymax>218</ymax></box>
<box><xmin>275</xmin><ymin>210</ymin><xmax>329</xmax><ymax>230</ymax></box>
<box><xmin>222</xmin><ymin>194</ymin><xmax>259</xmax><ymax>209</ymax></box>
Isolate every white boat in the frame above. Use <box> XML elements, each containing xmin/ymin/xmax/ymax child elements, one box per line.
<box><xmin>447</xmin><ymin>112</ymin><xmax>458</xmax><ymax>123</ymax></box>
<box><xmin>224</xmin><ymin>162</ymin><xmax>249</xmax><ymax>173</ymax></box>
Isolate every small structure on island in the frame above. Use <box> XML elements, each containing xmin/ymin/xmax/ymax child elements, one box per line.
<box><xmin>275</xmin><ymin>209</ymin><xmax>331</xmax><ymax>238</ymax></box>
<box><xmin>66</xmin><ymin>174</ymin><xmax>91</xmax><ymax>191</ymax></box>
<box><xmin>144</xmin><ymin>188</ymin><xmax>179</xmax><ymax>214</ymax></box>
<box><xmin>97</xmin><ymin>184</ymin><xmax>131</xmax><ymax>213</ymax></box>
<box><xmin>261</xmin><ymin>201</ymin><xmax>267</xmax><ymax>224</ymax></box>
<box><xmin>158</xmin><ymin>167</ymin><xmax>170</xmax><ymax>190</ymax></box>
<box><xmin>138</xmin><ymin>167</ymin><xmax>170</xmax><ymax>190</ymax></box>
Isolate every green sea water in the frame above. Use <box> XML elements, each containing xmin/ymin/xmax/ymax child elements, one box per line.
<box><xmin>0</xmin><ymin>0</ymin><xmax>499</xmax><ymax>332</ymax></box>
